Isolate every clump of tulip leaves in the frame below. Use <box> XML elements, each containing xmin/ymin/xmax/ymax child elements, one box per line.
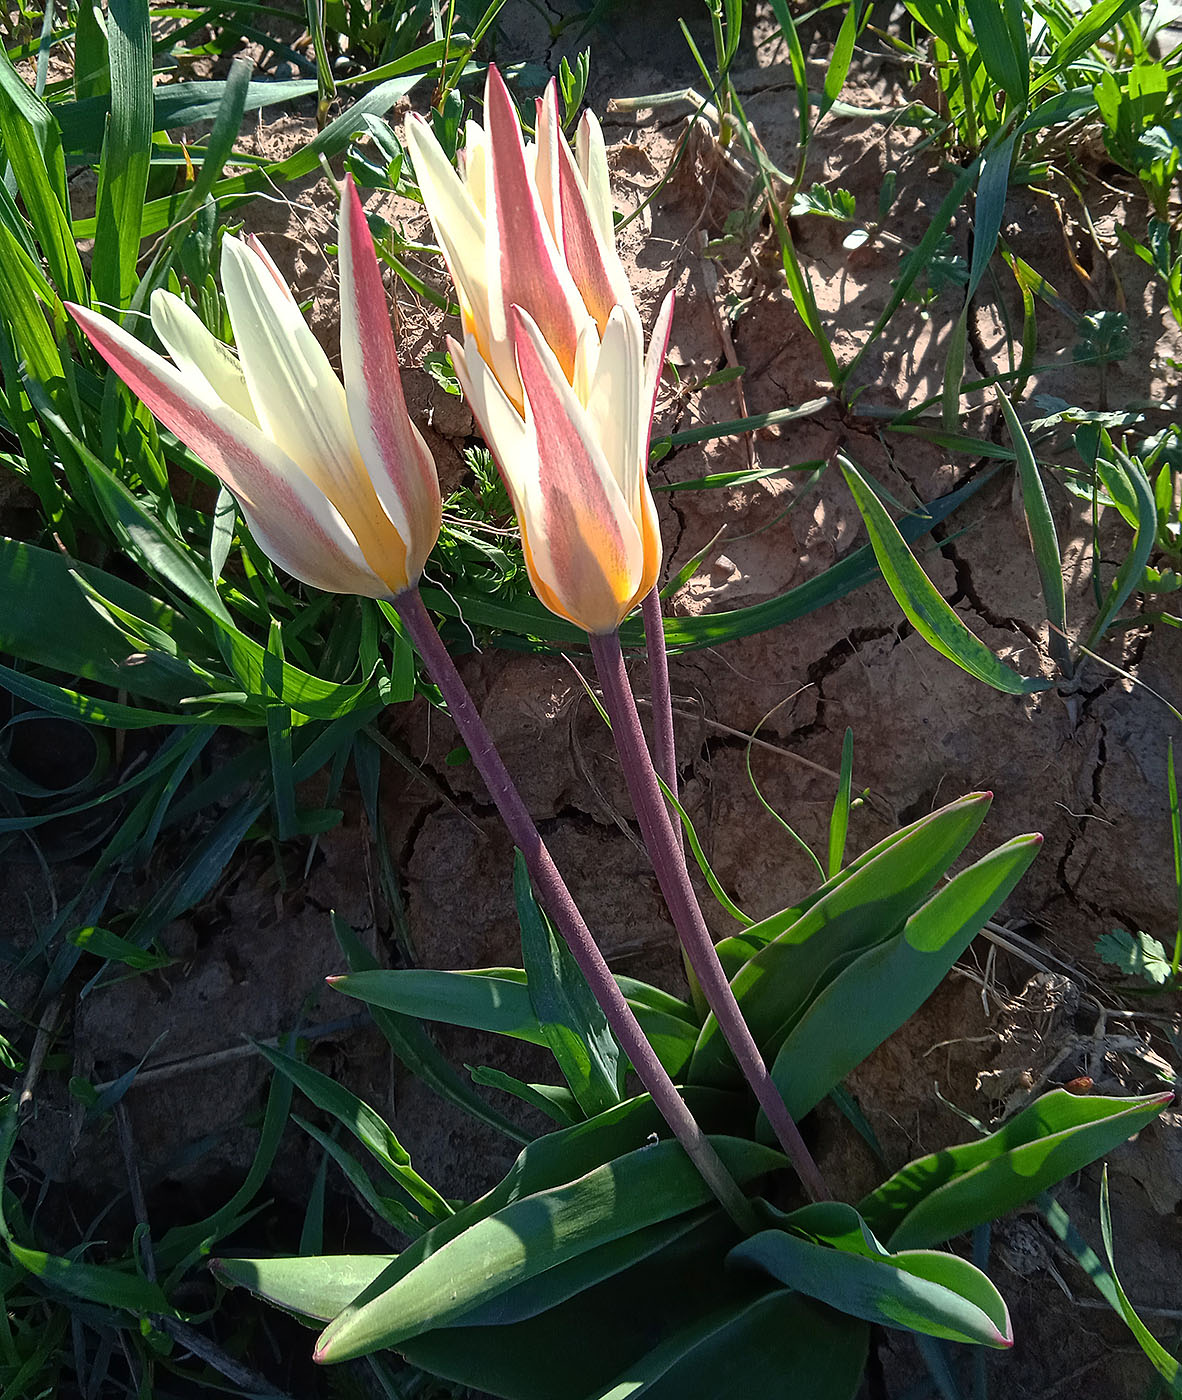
<box><xmin>215</xmin><ymin>785</ymin><xmax>1168</xmax><ymax>1397</ymax></box>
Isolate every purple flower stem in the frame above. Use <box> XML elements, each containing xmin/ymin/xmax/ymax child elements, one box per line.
<box><xmin>394</xmin><ymin>588</ymin><xmax>758</xmax><ymax>1232</ymax></box>
<box><xmin>590</xmin><ymin>628</ymin><xmax>831</xmax><ymax>1203</ymax></box>
<box><xmin>641</xmin><ymin>588</ymin><xmax>682</xmax><ymax>854</ymax></box>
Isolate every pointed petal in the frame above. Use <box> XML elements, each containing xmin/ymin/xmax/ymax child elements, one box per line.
<box><xmin>583</xmin><ymin>303</ymin><xmax>643</xmax><ymax>507</ymax></box>
<box><xmin>404</xmin><ymin>113</ymin><xmax>493</xmax><ymax>354</ymax></box>
<box><xmin>460</xmin><ymin>118</ymin><xmax>488</xmax><ymax>216</ymax></box>
<box><xmin>66</xmin><ymin>302</ymin><xmax>389</xmax><ymax>598</ymax></box>
<box><xmin>553</xmin><ymin>109</ymin><xmax>632</xmax><ymax>330</ymax></box>
<box><xmin>338</xmin><ymin>176</ymin><xmax>441</xmax><ymax>587</ymax></box>
<box><xmin>219</xmin><ymin>235</ymin><xmax>409</xmax><ymax>591</ymax></box>
<box><xmin>245</xmin><ymin>234</ymin><xmax>298</xmax><ymax>302</ymax></box>
<box><xmin>149</xmin><ymin>290</ymin><xmax>258</xmax><ymax>424</ymax></box>
<box><xmin>450</xmin><ymin>336</ymin><xmax>530</xmax><ymax>512</ymax></box>
<box><xmin>451</xmin><ymin>336</ymin><xmax>581</xmax><ymax>627</ymax></box>
<box><xmin>629</xmin><ymin>474</ymin><xmax>663</xmax><ymax>611</ymax></box>
<box><xmin>484</xmin><ymin>66</ymin><xmax>585</xmax><ymax>387</ymax></box>
<box><xmin>532</xmin><ymin>83</ymin><xmax>562</xmax><ymax>245</ymax></box>
<box><xmin>512</xmin><ymin>306</ymin><xmax>643</xmax><ymax>635</ymax></box>
<box><xmin>575</xmin><ymin>110</ymin><xmax>616</xmax><ymax>249</ymax></box>
<box><xmin>642</xmin><ymin>289</ymin><xmax>675</xmax><ymax>459</ymax></box>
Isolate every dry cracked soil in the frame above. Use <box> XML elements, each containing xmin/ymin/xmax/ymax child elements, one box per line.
<box><xmin>3</xmin><ymin>3</ymin><xmax>1181</xmax><ymax>1397</ymax></box>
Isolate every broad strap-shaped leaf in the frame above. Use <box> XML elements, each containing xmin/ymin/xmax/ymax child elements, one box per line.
<box><xmin>516</xmin><ymin>853</ymin><xmax>625</xmax><ymax>1115</ymax></box>
<box><xmin>766</xmin><ymin>834</ymin><xmax>1042</xmax><ymax>1123</ymax></box>
<box><xmin>859</xmin><ymin>1090</ymin><xmax>1172</xmax><ymax>1249</ymax></box>
<box><xmin>212</xmin><ymin>1254</ymin><xmax>395</xmax><ymax>1325</ymax></box>
<box><xmin>714</xmin><ymin>792</ymin><xmax>996</xmax><ymax>976</ymax></box>
<box><xmin>313</xmin><ymin>1136</ymin><xmax>784</xmax><ymax>1362</ymax></box>
<box><xmin>840</xmin><ymin>454</ymin><xmax>1050</xmax><ymax>695</ymax></box>
<box><xmin>690</xmin><ymin>793</ymin><xmax>992</xmax><ymax>1086</ymax></box>
<box><xmin>730</xmin><ymin>1210</ymin><xmax>1012</xmax><ymax>1348</ymax></box>
<box><xmin>330</xmin><ymin>967</ymin><xmax>699</xmax><ymax>1077</ymax></box>
<box><xmin>589</xmin><ymin>1289</ymin><xmax>868</xmax><ymax>1400</ymax></box>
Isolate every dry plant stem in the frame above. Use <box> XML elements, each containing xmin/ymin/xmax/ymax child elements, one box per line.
<box><xmin>589</xmin><ymin>628</ymin><xmax>831</xmax><ymax>1203</ymax></box>
<box><xmin>394</xmin><ymin>587</ymin><xmax>757</xmax><ymax>1232</ymax></box>
<box><xmin>641</xmin><ymin>587</ymin><xmax>682</xmax><ymax>853</ymax></box>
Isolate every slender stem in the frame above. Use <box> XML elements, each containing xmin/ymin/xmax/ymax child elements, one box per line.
<box><xmin>590</xmin><ymin>629</ymin><xmax>831</xmax><ymax>1203</ymax></box>
<box><xmin>641</xmin><ymin>588</ymin><xmax>682</xmax><ymax>854</ymax></box>
<box><xmin>394</xmin><ymin>588</ymin><xmax>757</xmax><ymax>1232</ymax></box>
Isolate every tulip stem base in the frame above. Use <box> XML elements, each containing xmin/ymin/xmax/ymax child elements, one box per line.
<box><xmin>394</xmin><ymin>588</ymin><xmax>759</xmax><ymax>1232</ymax></box>
<box><xmin>589</xmin><ymin>628</ymin><xmax>831</xmax><ymax>1203</ymax></box>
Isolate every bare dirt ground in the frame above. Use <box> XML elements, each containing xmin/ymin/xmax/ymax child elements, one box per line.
<box><xmin>6</xmin><ymin>3</ymin><xmax>1181</xmax><ymax>1396</ymax></box>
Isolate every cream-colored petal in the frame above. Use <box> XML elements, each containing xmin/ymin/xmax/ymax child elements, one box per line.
<box><xmin>584</xmin><ymin>303</ymin><xmax>643</xmax><ymax>509</ymax></box>
<box><xmin>405</xmin><ymin>114</ymin><xmax>492</xmax><ymax>341</ymax></box>
<box><xmin>220</xmin><ymin>235</ymin><xmax>359</xmax><ymax>491</ymax></box>
<box><xmin>221</xmin><ymin>236</ymin><xmax>412</xmax><ymax>595</ymax></box>
<box><xmin>150</xmin><ymin>290</ymin><xmax>259</xmax><ymax>425</ymax></box>
<box><xmin>67</xmin><ymin>300</ymin><xmax>388</xmax><ymax>598</ymax></box>
<box><xmin>575</xmin><ymin>110</ymin><xmax>616</xmax><ymax>250</ymax></box>
<box><xmin>450</xmin><ymin>336</ymin><xmax>531</xmax><ymax>513</ymax></box>
<box><xmin>460</xmin><ymin>118</ymin><xmax>488</xmax><ymax>217</ymax></box>
<box><xmin>512</xmin><ymin>307</ymin><xmax>644</xmax><ymax>633</ymax></box>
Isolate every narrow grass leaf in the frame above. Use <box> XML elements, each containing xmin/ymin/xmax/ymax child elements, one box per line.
<box><xmin>1040</xmin><ymin>0</ymin><xmax>1142</xmax><ymax>82</ymax></box>
<box><xmin>998</xmin><ymin>392</ymin><xmax>1071</xmax><ymax>676</ymax></box>
<box><xmin>293</xmin><ymin>1116</ymin><xmax>426</xmax><ymax>1236</ymax></box>
<box><xmin>256</xmin><ymin>1042</ymin><xmax>452</xmax><ymax>1225</ymax></box>
<box><xmin>0</xmin><ymin>48</ymin><xmax>87</xmax><ymax>301</ymax></box>
<box><xmin>840</xmin><ymin>454</ymin><xmax>1049</xmax><ymax>694</ymax></box>
<box><xmin>91</xmin><ymin>0</ymin><xmax>152</xmax><ymax>308</ymax></box>
<box><xmin>1085</xmin><ymin>447</ymin><xmax>1156</xmax><ymax>647</ymax></box>
<box><xmin>828</xmin><ymin>728</ymin><xmax>855</xmax><ymax>878</ymax></box>
<box><xmin>330</xmin><ymin>913</ymin><xmax>529</xmax><ymax>1144</ymax></box>
<box><xmin>1100</xmin><ymin>1168</ymin><xmax>1182</xmax><ymax>1388</ymax></box>
<box><xmin>845</xmin><ymin>156</ymin><xmax>981</xmax><ymax>384</ymax></box>
<box><xmin>469</xmin><ymin>1067</ymin><xmax>581</xmax><ymax>1128</ymax></box>
<box><xmin>821</xmin><ymin>0</ymin><xmax>863</xmax><ymax>121</ymax></box>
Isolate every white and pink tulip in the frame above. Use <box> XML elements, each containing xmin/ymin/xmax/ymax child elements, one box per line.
<box><xmin>68</xmin><ymin>177</ymin><xmax>441</xmax><ymax>599</ymax></box>
<box><xmin>405</xmin><ymin>66</ymin><xmax>672</xmax><ymax>636</ymax></box>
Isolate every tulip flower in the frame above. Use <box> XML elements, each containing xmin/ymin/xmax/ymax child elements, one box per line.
<box><xmin>405</xmin><ymin>66</ymin><xmax>673</xmax><ymax>636</ymax></box>
<box><xmin>67</xmin><ymin>177</ymin><xmax>441</xmax><ymax>600</ymax></box>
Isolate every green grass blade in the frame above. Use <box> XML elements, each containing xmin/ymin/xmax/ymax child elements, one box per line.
<box><xmin>840</xmin><ymin>453</ymin><xmax>1049</xmax><ymax>694</ymax></box>
<box><xmin>964</xmin><ymin>0</ymin><xmax>1029</xmax><ymax>105</ymax></box>
<box><xmin>257</xmin><ymin>1041</ymin><xmax>453</xmax><ymax>1225</ymax></box>
<box><xmin>1099</xmin><ymin>1168</ymin><xmax>1182</xmax><ymax>1388</ymax></box>
<box><xmin>91</xmin><ymin>0</ymin><xmax>152</xmax><ymax>308</ymax></box>
<box><xmin>1039</xmin><ymin>0</ymin><xmax>1142</xmax><ymax>82</ymax></box>
<box><xmin>821</xmin><ymin>0</ymin><xmax>864</xmax><ymax>122</ymax></box>
<box><xmin>998</xmin><ymin>391</ymin><xmax>1071</xmax><ymax>677</ymax></box>
<box><xmin>845</xmin><ymin>156</ymin><xmax>981</xmax><ymax>385</ymax></box>
<box><xmin>827</xmin><ymin>727</ymin><xmax>855</xmax><ymax>878</ymax></box>
<box><xmin>330</xmin><ymin>911</ymin><xmax>530</xmax><ymax>1145</ymax></box>
<box><xmin>1084</xmin><ymin>445</ymin><xmax>1156</xmax><ymax>647</ymax></box>
<box><xmin>0</xmin><ymin>47</ymin><xmax>86</xmax><ymax>301</ymax></box>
